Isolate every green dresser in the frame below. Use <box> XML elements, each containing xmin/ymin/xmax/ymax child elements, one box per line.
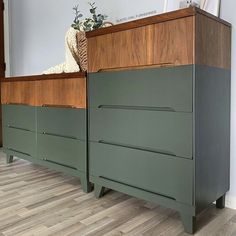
<box><xmin>2</xmin><ymin>105</ymin><xmax>36</xmax><ymax>159</ymax></box>
<box><xmin>88</xmin><ymin>65</ymin><xmax>231</xmax><ymax>233</ymax></box>
<box><xmin>1</xmin><ymin>73</ymin><xmax>91</xmax><ymax>192</ymax></box>
<box><xmin>86</xmin><ymin>8</ymin><xmax>231</xmax><ymax>233</ymax></box>
<box><xmin>2</xmin><ymin>105</ymin><xmax>91</xmax><ymax>193</ymax></box>
<box><xmin>36</xmin><ymin>107</ymin><xmax>87</xmax><ymax>174</ymax></box>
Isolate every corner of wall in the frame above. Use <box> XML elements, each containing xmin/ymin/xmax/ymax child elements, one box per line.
<box><xmin>3</xmin><ymin>0</ymin><xmax>10</xmax><ymax>77</ymax></box>
<box><xmin>226</xmin><ymin>193</ymin><xmax>236</xmax><ymax>210</ymax></box>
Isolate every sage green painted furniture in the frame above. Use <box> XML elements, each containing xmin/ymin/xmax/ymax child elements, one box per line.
<box><xmin>88</xmin><ymin>65</ymin><xmax>231</xmax><ymax>234</ymax></box>
<box><xmin>2</xmin><ymin>105</ymin><xmax>91</xmax><ymax>193</ymax></box>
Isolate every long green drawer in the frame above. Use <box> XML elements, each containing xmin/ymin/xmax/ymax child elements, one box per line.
<box><xmin>37</xmin><ymin>107</ymin><xmax>86</xmax><ymax>140</ymax></box>
<box><xmin>90</xmin><ymin>108</ymin><xmax>192</xmax><ymax>159</ymax></box>
<box><xmin>2</xmin><ymin>105</ymin><xmax>36</xmax><ymax>131</ymax></box>
<box><xmin>89</xmin><ymin>66</ymin><xmax>193</xmax><ymax>112</ymax></box>
<box><xmin>89</xmin><ymin>142</ymin><xmax>193</xmax><ymax>205</ymax></box>
<box><xmin>3</xmin><ymin>127</ymin><xmax>36</xmax><ymax>157</ymax></box>
<box><xmin>37</xmin><ymin>134</ymin><xmax>86</xmax><ymax>171</ymax></box>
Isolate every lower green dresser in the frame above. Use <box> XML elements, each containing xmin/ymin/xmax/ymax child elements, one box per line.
<box><xmin>88</xmin><ymin>65</ymin><xmax>231</xmax><ymax>234</ymax></box>
<box><xmin>2</xmin><ymin>104</ymin><xmax>91</xmax><ymax>193</ymax></box>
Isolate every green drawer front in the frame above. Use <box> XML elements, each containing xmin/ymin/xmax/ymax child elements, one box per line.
<box><xmin>37</xmin><ymin>107</ymin><xmax>86</xmax><ymax>140</ymax></box>
<box><xmin>90</xmin><ymin>108</ymin><xmax>192</xmax><ymax>159</ymax></box>
<box><xmin>89</xmin><ymin>66</ymin><xmax>193</xmax><ymax>112</ymax></box>
<box><xmin>90</xmin><ymin>142</ymin><xmax>193</xmax><ymax>205</ymax></box>
<box><xmin>2</xmin><ymin>105</ymin><xmax>36</xmax><ymax>131</ymax></box>
<box><xmin>37</xmin><ymin>134</ymin><xmax>86</xmax><ymax>171</ymax></box>
<box><xmin>3</xmin><ymin>127</ymin><xmax>36</xmax><ymax>157</ymax></box>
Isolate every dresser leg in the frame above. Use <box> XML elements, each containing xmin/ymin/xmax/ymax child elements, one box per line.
<box><xmin>94</xmin><ymin>184</ymin><xmax>105</xmax><ymax>199</ymax></box>
<box><xmin>80</xmin><ymin>176</ymin><xmax>93</xmax><ymax>193</ymax></box>
<box><xmin>6</xmin><ymin>155</ymin><xmax>14</xmax><ymax>164</ymax></box>
<box><xmin>180</xmin><ymin>214</ymin><xmax>196</xmax><ymax>234</ymax></box>
<box><xmin>216</xmin><ymin>194</ymin><xmax>226</xmax><ymax>209</ymax></box>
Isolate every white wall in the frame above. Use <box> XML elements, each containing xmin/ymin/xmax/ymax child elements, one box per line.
<box><xmin>8</xmin><ymin>0</ymin><xmax>79</xmax><ymax>76</ymax></box>
<box><xmin>3</xmin><ymin>0</ymin><xmax>10</xmax><ymax>76</ymax></box>
<box><xmin>221</xmin><ymin>0</ymin><xmax>236</xmax><ymax>209</ymax></box>
<box><xmin>6</xmin><ymin>0</ymin><xmax>236</xmax><ymax>209</ymax></box>
<box><xmin>8</xmin><ymin>0</ymin><xmax>165</xmax><ymax>76</ymax></box>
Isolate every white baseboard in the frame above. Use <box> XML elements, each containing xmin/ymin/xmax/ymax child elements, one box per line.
<box><xmin>225</xmin><ymin>194</ymin><xmax>236</xmax><ymax>210</ymax></box>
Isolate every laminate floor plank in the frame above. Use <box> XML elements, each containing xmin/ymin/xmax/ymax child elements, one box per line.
<box><xmin>0</xmin><ymin>151</ymin><xmax>235</xmax><ymax>236</ymax></box>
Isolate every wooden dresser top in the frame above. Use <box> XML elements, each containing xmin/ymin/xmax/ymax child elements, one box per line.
<box><xmin>86</xmin><ymin>7</ymin><xmax>231</xmax><ymax>38</ymax></box>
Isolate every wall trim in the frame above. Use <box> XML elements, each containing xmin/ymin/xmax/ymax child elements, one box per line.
<box><xmin>225</xmin><ymin>194</ymin><xmax>236</xmax><ymax>210</ymax></box>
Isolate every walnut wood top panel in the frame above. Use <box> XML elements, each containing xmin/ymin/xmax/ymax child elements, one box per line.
<box><xmin>87</xmin><ymin>7</ymin><xmax>231</xmax><ymax>72</ymax></box>
<box><xmin>88</xmin><ymin>17</ymin><xmax>194</xmax><ymax>72</ymax></box>
<box><xmin>36</xmin><ymin>78</ymin><xmax>86</xmax><ymax>108</ymax></box>
<box><xmin>1</xmin><ymin>81</ymin><xmax>36</xmax><ymax>106</ymax></box>
<box><xmin>195</xmin><ymin>13</ymin><xmax>231</xmax><ymax>69</ymax></box>
<box><xmin>0</xmin><ymin>72</ymin><xmax>86</xmax><ymax>82</ymax></box>
<box><xmin>86</xmin><ymin>7</ymin><xmax>230</xmax><ymax>38</ymax></box>
<box><xmin>1</xmin><ymin>74</ymin><xmax>86</xmax><ymax>108</ymax></box>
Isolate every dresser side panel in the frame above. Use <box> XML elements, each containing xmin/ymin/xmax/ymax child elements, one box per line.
<box><xmin>195</xmin><ymin>14</ymin><xmax>231</xmax><ymax>69</ymax></box>
<box><xmin>194</xmin><ymin>65</ymin><xmax>230</xmax><ymax>212</ymax></box>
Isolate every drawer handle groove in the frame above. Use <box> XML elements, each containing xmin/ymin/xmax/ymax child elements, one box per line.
<box><xmin>41</xmin><ymin>132</ymin><xmax>77</xmax><ymax>140</ymax></box>
<box><xmin>42</xmin><ymin>104</ymin><xmax>77</xmax><ymax>109</ymax></box>
<box><xmin>42</xmin><ymin>158</ymin><xmax>77</xmax><ymax>170</ymax></box>
<box><xmin>98</xmin><ymin>105</ymin><xmax>176</xmax><ymax>112</ymax></box>
<box><xmin>99</xmin><ymin>176</ymin><xmax>176</xmax><ymax>201</ymax></box>
<box><xmin>98</xmin><ymin>140</ymin><xmax>177</xmax><ymax>157</ymax></box>
<box><xmin>8</xmin><ymin>148</ymin><xmax>31</xmax><ymax>157</ymax></box>
<box><xmin>6</xmin><ymin>102</ymin><xmax>30</xmax><ymax>106</ymax></box>
<box><xmin>97</xmin><ymin>63</ymin><xmax>174</xmax><ymax>72</ymax></box>
<box><xmin>7</xmin><ymin>125</ymin><xmax>31</xmax><ymax>132</ymax></box>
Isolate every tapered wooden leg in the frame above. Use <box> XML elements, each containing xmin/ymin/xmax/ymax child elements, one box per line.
<box><xmin>216</xmin><ymin>194</ymin><xmax>226</xmax><ymax>209</ymax></box>
<box><xmin>6</xmin><ymin>155</ymin><xmax>14</xmax><ymax>164</ymax></box>
<box><xmin>180</xmin><ymin>214</ymin><xmax>196</xmax><ymax>234</ymax></box>
<box><xmin>80</xmin><ymin>176</ymin><xmax>93</xmax><ymax>193</ymax></box>
<box><xmin>94</xmin><ymin>184</ymin><xmax>105</xmax><ymax>199</ymax></box>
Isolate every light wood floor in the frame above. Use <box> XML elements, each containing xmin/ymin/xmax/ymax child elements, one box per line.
<box><xmin>0</xmin><ymin>151</ymin><xmax>235</xmax><ymax>236</ymax></box>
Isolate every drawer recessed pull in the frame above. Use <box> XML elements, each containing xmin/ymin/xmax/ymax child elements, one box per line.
<box><xmin>7</xmin><ymin>125</ymin><xmax>31</xmax><ymax>132</ymax></box>
<box><xmin>98</xmin><ymin>105</ymin><xmax>176</xmax><ymax>112</ymax></box>
<box><xmin>42</xmin><ymin>104</ymin><xmax>77</xmax><ymax>109</ymax></box>
<box><xmin>98</xmin><ymin>140</ymin><xmax>177</xmax><ymax>157</ymax></box>
<box><xmin>99</xmin><ymin>176</ymin><xmax>176</xmax><ymax>201</ymax></box>
<box><xmin>42</xmin><ymin>159</ymin><xmax>77</xmax><ymax>170</ymax></box>
<box><xmin>8</xmin><ymin>148</ymin><xmax>31</xmax><ymax>157</ymax></box>
<box><xmin>97</xmin><ymin>63</ymin><xmax>174</xmax><ymax>72</ymax></box>
<box><xmin>41</xmin><ymin>132</ymin><xmax>77</xmax><ymax>140</ymax></box>
<box><xmin>6</xmin><ymin>102</ymin><xmax>30</xmax><ymax>106</ymax></box>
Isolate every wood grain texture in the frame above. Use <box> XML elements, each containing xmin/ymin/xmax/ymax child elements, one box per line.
<box><xmin>0</xmin><ymin>152</ymin><xmax>235</xmax><ymax>236</ymax></box>
<box><xmin>1</xmin><ymin>81</ymin><xmax>36</xmax><ymax>106</ymax></box>
<box><xmin>87</xmin><ymin>8</ymin><xmax>231</xmax><ymax>72</ymax></box>
<box><xmin>88</xmin><ymin>17</ymin><xmax>194</xmax><ymax>72</ymax></box>
<box><xmin>36</xmin><ymin>78</ymin><xmax>86</xmax><ymax>109</ymax></box>
<box><xmin>195</xmin><ymin>13</ymin><xmax>231</xmax><ymax>69</ymax></box>
<box><xmin>152</xmin><ymin>17</ymin><xmax>194</xmax><ymax>67</ymax></box>
<box><xmin>0</xmin><ymin>72</ymin><xmax>86</xmax><ymax>82</ymax></box>
<box><xmin>1</xmin><ymin>74</ymin><xmax>86</xmax><ymax>108</ymax></box>
<box><xmin>86</xmin><ymin>7</ymin><xmax>230</xmax><ymax>38</ymax></box>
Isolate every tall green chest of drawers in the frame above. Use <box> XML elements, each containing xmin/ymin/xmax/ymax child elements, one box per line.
<box><xmin>86</xmin><ymin>7</ymin><xmax>231</xmax><ymax>233</ymax></box>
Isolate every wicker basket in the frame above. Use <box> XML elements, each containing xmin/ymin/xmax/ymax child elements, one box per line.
<box><xmin>76</xmin><ymin>31</ymin><xmax>88</xmax><ymax>72</ymax></box>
